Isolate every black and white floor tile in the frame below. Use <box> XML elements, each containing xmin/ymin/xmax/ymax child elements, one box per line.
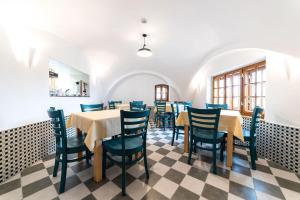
<box><xmin>1</xmin><ymin>128</ymin><xmax>300</xmax><ymax>200</ymax></box>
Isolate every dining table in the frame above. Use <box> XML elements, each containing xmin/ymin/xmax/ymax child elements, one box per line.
<box><xmin>66</xmin><ymin>109</ymin><xmax>122</xmax><ymax>182</ymax></box>
<box><xmin>176</xmin><ymin>110</ymin><xmax>244</xmax><ymax>168</ymax></box>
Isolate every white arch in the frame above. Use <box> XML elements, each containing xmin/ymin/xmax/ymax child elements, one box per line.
<box><xmin>104</xmin><ymin>70</ymin><xmax>183</xmax><ymax>101</ymax></box>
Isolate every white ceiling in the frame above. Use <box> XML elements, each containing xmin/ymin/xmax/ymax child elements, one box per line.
<box><xmin>1</xmin><ymin>0</ymin><xmax>300</xmax><ymax>93</ymax></box>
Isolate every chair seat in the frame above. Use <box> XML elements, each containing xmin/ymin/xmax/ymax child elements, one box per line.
<box><xmin>103</xmin><ymin>136</ymin><xmax>143</xmax><ymax>155</ymax></box>
<box><xmin>193</xmin><ymin>128</ymin><xmax>225</xmax><ymax>142</ymax></box>
<box><xmin>57</xmin><ymin>134</ymin><xmax>86</xmax><ymax>154</ymax></box>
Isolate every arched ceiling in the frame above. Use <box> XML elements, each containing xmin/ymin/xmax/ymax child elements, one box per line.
<box><xmin>1</xmin><ymin>0</ymin><xmax>300</xmax><ymax>95</ymax></box>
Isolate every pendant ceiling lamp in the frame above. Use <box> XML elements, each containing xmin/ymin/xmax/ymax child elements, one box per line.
<box><xmin>137</xmin><ymin>33</ymin><xmax>152</xmax><ymax>57</ymax></box>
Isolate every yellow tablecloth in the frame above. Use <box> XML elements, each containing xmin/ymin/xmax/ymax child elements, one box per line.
<box><xmin>115</xmin><ymin>103</ymin><xmax>130</xmax><ymax>110</ymax></box>
<box><xmin>176</xmin><ymin>110</ymin><xmax>244</xmax><ymax>142</ymax></box>
<box><xmin>66</xmin><ymin>110</ymin><xmax>121</xmax><ymax>150</ymax></box>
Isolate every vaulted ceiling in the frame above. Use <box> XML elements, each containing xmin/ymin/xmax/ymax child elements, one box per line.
<box><xmin>1</xmin><ymin>0</ymin><xmax>300</xmax><ymax>93</ymax></box>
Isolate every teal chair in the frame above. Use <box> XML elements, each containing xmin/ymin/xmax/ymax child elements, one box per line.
<box><xmin>171</xmin><ymin>103</ymin><xmax>184</xmax><ymax>146</ymax></box>
<box><xmin>108</xmin><ymin>101</ymin><xmax>122</xmax><ymax>109</ymax></box>
<box><xmin>102</xmin><ymin>110</ymin><xmax>151</xmax><ymax>196</ymax></box>
<box><xmin>234</xmin><ymin>106</ymin><xmax>264</xmax><ymax>170</ymax></box>
<box><xmin>184</xmin><ymin>101</ymin><xmax>192</xmax><ymax>110</ymax></box>
<box><xmin>80</xmin><ymin>103</ymin><xmax>104</xmax><ymax>112</ymax></box>
<box><xmin>187</xmin><ymin>107</ymin><xmax>226</xmax><ymax>174</ymax></box>
<box><xmin>130</xmin><ymin>102</ymin><xmax>147</xmax><ymax>111</ymax></box>
<box><xmin>156</xmin><ymin>101</ymin><xmax>170</xmax><ymax>131</ymax></box>
<box><xmin>47</xmin><ymin>108</ymin><xmax>91</xmax><ymax>193</ymax></box>
<box><xmin>206</xmin><ymin>103</ymin><xmax>228</xmax><ymax>110</ymax></box>
<box><xmin>133</xmin><ymin>101</ymin><xmax>143</xmax><ymax>105</ymax></box>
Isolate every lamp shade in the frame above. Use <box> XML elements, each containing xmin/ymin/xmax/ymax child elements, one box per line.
<box><xmin>137</xmin><ymin>47</ymin><xmax>152</xmax><ymax>57</ymax></box>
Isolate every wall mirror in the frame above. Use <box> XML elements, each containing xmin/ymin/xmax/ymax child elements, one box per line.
<box><xmin>49</xmin><ymin>59</ymin><xmax>90</xmax><ymax>97</ymax></box>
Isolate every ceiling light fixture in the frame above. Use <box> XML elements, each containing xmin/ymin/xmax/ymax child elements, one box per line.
<box><xmin>137</xmin><ymin>33</ymin><xmax>152</xmax><ymax>57</ymax></box>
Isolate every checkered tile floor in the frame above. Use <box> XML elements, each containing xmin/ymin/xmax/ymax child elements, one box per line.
<box><xmin>1</xmin><ymin>128</ymin><xmax>300</xmax><ymax>200</ymax></box>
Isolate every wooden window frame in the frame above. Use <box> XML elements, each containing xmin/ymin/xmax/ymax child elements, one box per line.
<box><xmin>212</xmin><ymin>60</ymin><xmax>266</xmax><ymax>116</ymax></box>
<box><xmin>155</xmin><ymin>84</ymin><xmax>169</xmax><ymax>101</ymax></box>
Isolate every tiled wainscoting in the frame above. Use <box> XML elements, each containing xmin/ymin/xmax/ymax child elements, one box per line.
<box><xmin>0</xmin><ymin>116</ymin><xmax>299</xmax><ymax>183</ymax></box>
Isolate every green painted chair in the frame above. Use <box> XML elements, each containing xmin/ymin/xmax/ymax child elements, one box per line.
<box><xmin>234</xmin><ymin>106</ymin><xmax>264</xmax><ymax>170</ymax></box>
<box><xmin>187</xmin><ymin>107</ymin><xmax>226</xmax><ymax>174</ymax></box>
<box><xmin>130</xmin><ymin>102</ymin><xmax>146</xmax><ymax>111</ymax></box>
<box><xmin>206</xmin><ymin>103</ymin><xmax>228</xmax><ymax>110</ymax></box>
<box><xmin>108</xmin><ymin>101</ymin><xmax>115</xmax><ymax>109</ymax></box>
<box><xmin>80</xmin><ymin>103</ymin><xmax>104</xmax><ymax>112</ymax></box>
<box><xmin>102</xmin><ymin>109</ymin><xmax>151</xmax><ymax>196</ymax></box>
<box><xmin>155</xmin><ymin>101</ymin><xmax>170</xmax><ymax>131</ymax></box>
<box><xmin>184</xmin><ymin>101</ymin><xmax>192</xmax><ymax>110</ymax></box>
<box><xmin>47</xmin><ymin>108</ymin><xmax>91</xmax><ymax>193</ymax></box>
<box><xmin>171</xmin><ymin>103</ymin><xmax>184</xmax><ymax>146</ymax></box>
<box><xmin>133</xmin><ymin>101</ymin><xmax>143</xmax><ymax>105</ymax></box>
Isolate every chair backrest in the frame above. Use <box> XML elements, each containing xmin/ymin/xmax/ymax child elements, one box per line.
<box><xmin>130</xmin><ymin>102</ymin><xmax>147</xmax><ymax>111</ymax></box>
<box><xmin>133</xmin><ymin>101</ymin><xmax>143</xmax><ymax>105</ymax></box>
<box><xmin>156</xmin><ymin>101</ymin><xmax>166</xmax><ymax>113</ymax></box>
<box><xmin>171</xmin><ymin>103</ymin><xmax>180</xmax><ymax>119</ymax></box>
<box><xmin>188</xmin><ymin>107</ymin><xmax>221</xmax><ymax>139</ymax></box>
<box><xmin>80</xmin><ymin>103</ymin><xmax>104</xmax><ymax>112</ymax></box>
<box><xmin>47</xmin><ymin>108</ymin><xmax>67</xmax><ymax>151</ymax></box>
<box><xmin>120</xmin><ymin>109</ymin><xmax>150</xmax><ymax>150</ymax></box>
<box><xmin>250</xmin><ymin>106</ymin><xmax>264</xmax><ymax>137</ymax></box>
<box><xmin>206</xmin><ymin>103</ymin><xmax>228</xmax><ymax>110</ymax></box>
<box><xmin>114</xmin><ymin>100</ymin><xmax>122</xmax><ymax>105</ymax></box>
<box><xmin>108</xmin><ymin>101</ymin><xmax>116</xmax><ymax>109</ymax></box>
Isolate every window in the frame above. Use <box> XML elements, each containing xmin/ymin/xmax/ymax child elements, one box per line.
<box><xmin>155</xmin><ymin>84</ymin><xmax>169</xmax><ymax>101</ymax></box>
<box><xmin>213</xmin><ymin>61</ymin><xmax>266</xmax><ymax>115</ymax></box>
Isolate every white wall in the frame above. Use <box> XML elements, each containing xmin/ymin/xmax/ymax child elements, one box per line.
<box><xmin>107</xmin><ymin>73</ymin><xmax>179</xmax><ymax>106</ymax></box>
<box><xmin>0</xmin><ymin>26</ymin><xmax>103</xmax><ymax>131</ymax></box>
<box><xmin>188</xmin><ymin>49</ymin><xmax>300</xmax><ymax>128</ymax></box>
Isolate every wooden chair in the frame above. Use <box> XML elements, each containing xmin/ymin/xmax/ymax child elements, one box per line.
<box><xmin>47</xmin><ymin>108</ymin><xmax>91</xmax><ymax>193</ymax></box>
<box><xmin>206</xmin><ymin>103</ymin><xmax>228</xmax><ymax>110</ymax></box>
<box><xmin>171</xmin><ymin>103</ymin><xmax>184</xmax><ymax>145</ymax></box>
<box><xmin>155</xmin><ymin>101</ymin><xmax>170</xmax><ymax>131</ymax></box>
<box><xmin>234</xmin><ymin>106</ymin><xmax>264</xmax><ymax>169</ymax></box>
<box><xmin>80</xmin><ymin>103</ymin><xmax>104</xmax><ymax>112</ymax></box>
<box><xmin>102</xmin><ymin>110</ymin><xmax>151</xmax><ymax>195</ymax></box>
<box><xmin>187</xmin><ymin>107</ymin><xmax>226</xmax><ymax>174</ymax></box>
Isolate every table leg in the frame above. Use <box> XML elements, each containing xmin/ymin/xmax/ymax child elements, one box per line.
<box><xmin>77</xmin><ymin>128</ymin><xmax>83</xmax><ymax>158</ymax></box>
<box><xmin>93</xmin><ymin>140</ymin><xmax>103</xmax><ymax>182</ymax></box>
<box><xmin>226</xmin><ymin>132</ymin><xmax>233</xmax><ymax>168</ymax></box>
<box><xmin>184</xmin><ymin>125</ymin><xmax>189</xmax><ymax>153</ymax></box>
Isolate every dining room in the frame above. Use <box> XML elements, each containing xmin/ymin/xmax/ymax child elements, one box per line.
<box><xmin>1</xmin><ymin>1</ymin><xmax>300</xmax><ymax>200</ymax></box>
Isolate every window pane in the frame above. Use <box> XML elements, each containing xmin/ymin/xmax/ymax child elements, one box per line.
<box><xmin>233</xmin><ymin>75</ymin><xmax>240</xmax><ymax>85</ymax></box>
<box><xmin>214</xmin><ymin>89</ymin><xmax>218</xmax><ymax>97</ymax></box>
<box><xmin>233</xmin><ymin>97</ymin><xmax>240</xmax><ymax>110</ymax></box>
<box><xmin>214</xmin><ymin>79</ymin><xmax>218</xmax><ymax>88</ymax></box>
<box><xmin>156</xmin><ymin>87</ymin><xmax>161</xmax><ymax>99</ymax></box>
<box><xmin>233</xmin><ymin>86</ymin><xmax>240</xmax><ymax>97</ymax></box>
<box><xmin>219</xmin><ymin>88</ymin><xmax>224</xmax><ymax>97</ymax></box>
<box><xmin>226</xmin><ymin>87</ymin><xmax>232</xmax><ymax>97</ymax></box>
<box><xmin>219</xmin><ymin>98</ymin><xmax>224</xmax><ymax>104</ymax></box>
<box><xmin>214</xmin><ymin>98</ymin><xmax>218</xmax><ymax>104</ymax></box>
<box><xmin>250</xmin><ymin>84</ymin><xmax>256</xmax><ymax>96</ymax></box>
<box><xmin>250</xmin><ymin>97</ymin><xmax>256</xmax><ymax>110</ymax></box>
<box><xmin>226</xmin><ymin>77</ymin><xmax>232</xmax><ymax>86</ymax></box>
<box><xmin>256</xmin><ymin>83</ymin><xmax>262</xmax><ymax>96</ymax></box>
<box><xmin>257</xmin><ymin>70</ymin><xmax>262</xmax><ymax>82</ymax></box>
<box><xmin>250</xmin><ymin>71</ymin><xmax>256</xmax><ymax>83</ymax></box>
<box><xmin>256</xmin><ymin>97</ymin><xmax>262</xmax><ymax>107</ymax></box>
<box><xmin>219</xmin><ymin>78</ymin><xmax>225</xmax><ymax>87</ymax></box>
<box><xmin>226</xmin><ymin>98</ymin><xmax>232</xmax><ymax>109</ymax></box>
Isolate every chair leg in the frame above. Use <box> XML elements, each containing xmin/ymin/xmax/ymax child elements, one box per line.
<box><xmin>176</xmin><ymin>128</ymin><xmax>179</xmax><ymax>140</ymax></box>
<box><xmin>163</xmin><ymin>118</ymin><xmax>166</xmax><ymax>131</ymax></box>
<box><xmin>250</xmin><ymin>144</ymin><xmax>256</xmax><ymax>170</ymax></box>
<box><xmin>53</xmin><ymin>152</ymin><xmax>60</xmax><ymax>177</ymax></box>
<box><xmin>102</xmin><ymin>149</ymin><xmax>106</xmax><ymax>178</ymax></box>
<box><xmin>86</xmin><ymin>149</ymin><xmax>91</xmax><ymax>166</ymax></box>
<box><xmin>59</xmin><ymin>154</ymin><xmax>67</xmax><ymax>193</ymax></box>
<box><xmin>143</xmin><ymin>150</ymin><xmax>149</xmax><ymax>179</ymax></box>
<box><xmin>220</xmin><ymin>141</ymin><xmax>225</xmax><ymax>162</ymax></box>
<box><xmin>171</xmin><ymin>127</ymin><xmax>176</xmax><ymax>146</ymax></box>
<box><xmin>188</xmin><ymin>138</ymin><xmax>193</xmax><ymax>165</ymax></box>
<box><xmin>212</xmin><ymin>143</ymin><xmax>217</xmax><ymax>174</ymax></box>
<box><xmin>121</xmin><ymin>155</ymin><xmax>126</xmax><ymax>196</ymax></box>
